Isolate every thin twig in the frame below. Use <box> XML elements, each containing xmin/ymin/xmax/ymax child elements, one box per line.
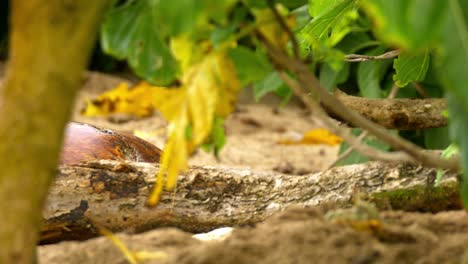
<box><xmin>345</xmin><ymin>50</ymin><xmax>400</xmax><ymax>62</ymax></box>
<box><xmin>279</xmin><ymin>72</ymin><xmax>414</xmax><ymax>163</ymax></box>
<box><xmin>413</xmin><ymin>82</ymin><xmax>428</xmax><ymax>98</ymax></box>
<box><xmin>263</xmin><ymin>40</ymin><xmax>459</xmax><ymax>171</ymax></box>
<box><xmin>327</xmin><ymin>85</ymin><xmax>400</xmax><ymax>169</ymax></box>
<box><xmin>387</xmin><ymin>84</ymin><xmax>400</xmax><ymax>99</ymax></box>
<box><xmin>327</xmin><ymin>131</ymin><xmax>369</xmax><ymax>169</ymax></box>
<box><xmin>267</xmin><ymin>0</ymin><xmax>300</xmax><ymax>59</ymax></box>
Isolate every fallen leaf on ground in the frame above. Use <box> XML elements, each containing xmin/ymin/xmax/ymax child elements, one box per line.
<box><xmin>278</xmin><ymin>128</ymin><xmax>343</xmax><ymax>146</ymax></box>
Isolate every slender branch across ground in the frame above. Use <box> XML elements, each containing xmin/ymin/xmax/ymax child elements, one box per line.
<box><xmin>269</xmin><ymin>43</ymin><xmax>459</xmax><ymax>171</ymax></box>
<box><xmin>279</xmin><ymin>72</ymin><xmax>414</xmax><ymax>163</ymax></box>
<box><xmin>327</xmin><ymin>85</ymin><xmax>400</xmax><ymax>169</ymax></box>
<box><xmin>257</xmin><ymin>10</ymin><xmax>459</xmax><ymax>171</ymax></box>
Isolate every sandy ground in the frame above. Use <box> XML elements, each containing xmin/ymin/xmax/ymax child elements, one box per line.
<box><xmin>1</xmin><ymin>67</ymin><xmax>467</xmax><ymax>263</ymax></box>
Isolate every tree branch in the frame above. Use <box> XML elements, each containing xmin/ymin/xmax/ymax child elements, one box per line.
<box><xmin>331</xmin><ymin>90</ymin><xmax>447</xmax><ymax>130</ymax></box>
<box><xmin>279</xmin><ymin>72</ymin><xmax>414</xmax><ymax>164</ymax></box>
<box><xmin>266</xmin><ymin>0</ymin><xmax>300</xmax><ymax>59</ymax></box>
<box><xmin>327</xmin><ymin>85</ymin><xmax>400</xmax><ymax>169</ymax></box>
<box><xmin>262</xmin><ymin>40</ymin><xmax>459</xmax><ymax>171</ymax></box>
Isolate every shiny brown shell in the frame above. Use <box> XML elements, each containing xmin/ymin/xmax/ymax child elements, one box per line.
<box><xmin>60</xmin><ymin>122</ymin><xmax>162</xmax><ymax>165</ymax></box>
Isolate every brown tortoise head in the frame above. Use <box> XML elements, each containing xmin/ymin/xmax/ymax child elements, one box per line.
<box><xmin>60</xmin><ymin>122</ymin><xmax>162</xmax><ymax>165</ymax></box>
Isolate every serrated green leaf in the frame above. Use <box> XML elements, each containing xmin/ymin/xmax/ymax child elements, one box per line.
<box><xmin>299</xmin><ymin>0</ymin><xmax>358</xmax><ymax>48</ymax></box>
<box><xmin>357</xmin><ymin>46</ymin><xmax>392</xmax><ymax>98</ymax></box>
<box><xmin>393</xmin><ymin>50</ymin><xmax>430</xmax><ymax>87</ymax></box>
<box><xmin>361</xmin><ymin>0</ymin><xmax>448</xmax><ymax>51</ymax></box>
<box><xmin>101</xmin><ymin>0</ymin><xmax>179</xmax><ymax>85</ymax></box>
<box><xmin>228</xmin><ymin>46</ymin><xmax>273</xmax><ymax>86</ymax></box>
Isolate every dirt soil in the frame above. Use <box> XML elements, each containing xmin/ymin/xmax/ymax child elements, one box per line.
<box><xmin>1</xmin><ymin>68</ymin><xmax>466</xmax><ymax>263</ymax></box>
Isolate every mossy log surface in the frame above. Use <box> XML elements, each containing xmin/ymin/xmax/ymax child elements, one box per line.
<box><xmin>41</xmin><ymin>160</ymin><xmax>460</xmax><ymax>244</ymax></box>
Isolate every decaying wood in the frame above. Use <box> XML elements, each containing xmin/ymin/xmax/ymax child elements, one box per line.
<box><xmin>41</xmin><ymin>160</ymin><xmax>461</xmax><ymax>244</ymax></box>
<box><xmin>333</xmin><ymin>90</ymin><xmax>447</xmax><ymax>130</ymax></box>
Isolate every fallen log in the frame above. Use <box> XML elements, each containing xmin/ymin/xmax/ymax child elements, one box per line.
<box><xmin>41</xmin><ymin>160</ymin><xmax>461</xmax><ymax>244</ymax></box>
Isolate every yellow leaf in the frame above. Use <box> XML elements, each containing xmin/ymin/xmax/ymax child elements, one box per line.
<box><xmin>278</xmin><ymin>128</ymin><xmax>343</xmax><ymax>146</ymax></box>
<box><xmin>213</xmin><ymin>53</ymin><xmax>242</xmax><ymax>117</ymax></box>
<box><xmin>100</xmin><ymin>228</ymin><xmax>167</xmax><ymax>263</ymax></box>
<box><xmin>186</xmin><ymin>58</ymin><xmax>217</xmax><ymax>145</ymax></box>
<box><xmin>81</xmin><ymin>82</ymin><xmax>155</xmax><ymax>117</ymax></box>
<box><xmin>100</xmin><ymin>228</ymin><xmax>138</xmax><ymax>264</ymax></box>
<box><xmin>170</xmin><ymin>36</ymin><xmax>211</xmax><ymax>72</ymax></box>
<box><xmin>82</xmin><ymin>50</ymin><xmax>241</xmax><ymax>207</ymax></box>
<box><xmin>171</xmin><ymin>35</ymin><xmax>195</xmax><ymax>72</ymax></box>
<box><xmin>147</xmin><ymin>50</ymin><xmax>241</xmax><ymax>206</ymax></box>
<box><xmin>253</xmin><ymin>5</ymin><xmax>295</xmax><ymax>50</ymax></box>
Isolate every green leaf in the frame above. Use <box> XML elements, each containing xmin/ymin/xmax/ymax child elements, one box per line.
<box><xmin>228</xmin><ymin>46</ymin><xmax>273</xmax><ymax>86</ymax></box>
<box><xmin>441</xmin><ymin>0</ymin><xmax>468</xmax><ymax>206</ymax></box>
<box><xmin>292</xmin><ymin>5</ymin><xmax>311</xmax><ymax>30</ymax></box>
<box><xmin>435</xmin><ymin>143</ymin><xmax>459</xmax><ymax>186</ymax></box>
<box><xmin>319</xmin><ymin>62</ymin><xmax>350</xmax><ymax>91</ymax></box>
<box><xmin>299</xmin><ymin>0</ymin><xmax>358</xmax><ymax>48</ymax></box>
<box><xmin>437</xmin><ymin>0</ymin><xmax>468</xmax><ymax>111</ymax></box>
<box><xmin>211</xmin><ymin>24</ymin><xmax>237</xmax><ymax>47</ymax></box>
<box><xmin>202</xmin><ymin>117</ymin><xmax>226</xmax><ymax>157</ymax></box>
<box><xmin>278</xmin><ymin>0</ymin><xmax>308</xmax><ymax>9</ymax></box>
<box><xmin>201</xmin><ymin>0</ymin><xmax>237</xmax><ymax>25</ymax></box>
<box><xmin>336</xmin><ymin>128</ymin><xmax>391</xmax><ymax>166</ymax></box>
<box><xmin>424</xmin><ymin>127</ymin><xmax>450</xmax><ymax>150</ymax></box>
<box><xmin>357</xmin><ymin>46</ymin><xmax>392</xmax><ymax>98</ymax></box>
<box><xmin>244</xmin><ymin>0</ymin><xmax>268</xmax><ymax>8</ymax></box>
<box><xmin>253</xmin><ymin>71</ymin><xmax>284</xmax><ymax>101</ymax></box>
<box><xmin>274</xmin><ymin>82</ymin><xmax>293</xmax><ymax>104</ymax></box>
<box><xmin>336</xmin><ymin>32</ymin><xmax>380</xmax><ymax>53</ymax></box>
<box><xmin>101</xmin><ymin>1</ymin><xmax>145</xmax><ymax>59</ymax></box>
<box><xmin>447</xmin><ymin>94</ymin><xmax>468</xmax><ymax>205</ymax></box>
<box><xmin>309</xmin><ymin>0</ymin><xmax>340</xmax><ymax>17</ymax></box>
<box><xmin>157</xmin><ymin>0</ymin><xmax>200</xmax><ymax>36</ymax></box>
<box><xmin>361</xmin><ymin>0</ymin><xmax>448</xmax><ymax>51</ymax></box>
<box><xmin>101</xmin><ymin>0</ymin><xmax>179</xmax><ymax>85</ymax></box>
<box><xmin>299</xmin><ymin>0</ymin><xmax>358</xmax><ymax>70</ymax></box>
<box><xmin>393</xmin><ymin>50</ymin><xmax>430</xmax><ymax>87</ymax></box>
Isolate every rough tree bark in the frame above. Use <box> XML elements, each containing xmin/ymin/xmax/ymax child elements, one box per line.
<box><xmin>0</xmin><ymin>1</ymin><xmax>110</xmax><ymax>263</ymax></box>
<box><xmin>331</xmin><ymin>90</ymin><xmax>447</xmax><ymax>130</ymax></box>
<box><xmin>41</xmin><ymin>160</ymin><xmax>460</xmax><ymax>244</ymax></box>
